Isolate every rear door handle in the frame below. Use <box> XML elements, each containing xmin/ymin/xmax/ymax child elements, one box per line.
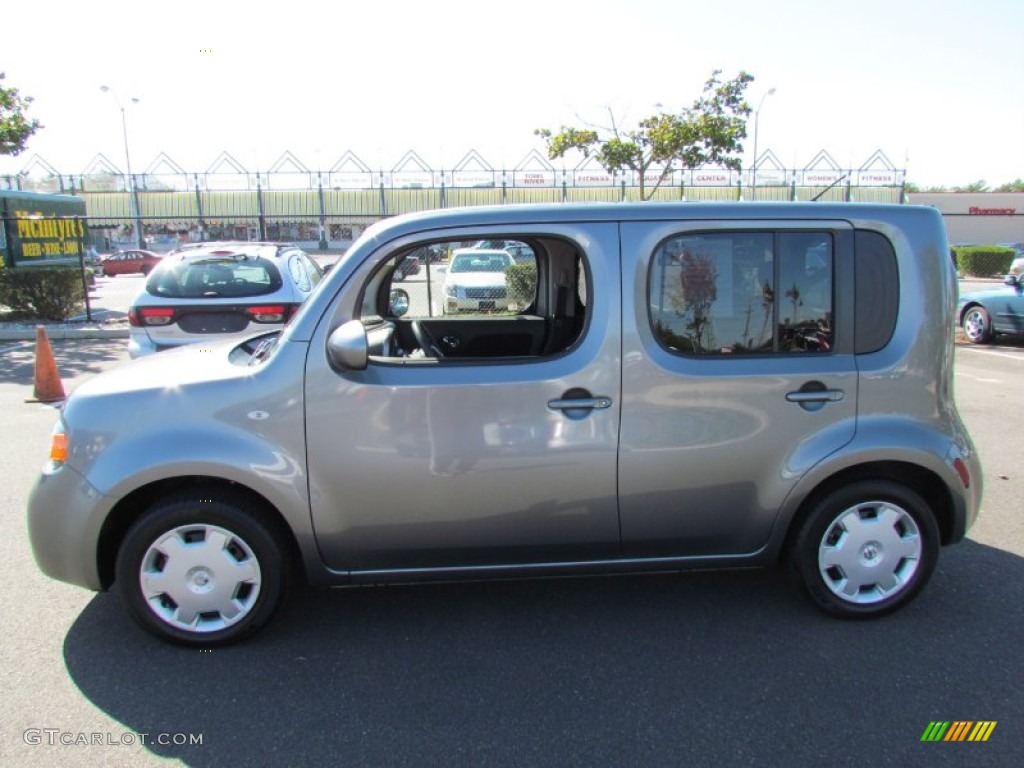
<box><xmin>786</xmin><ymin>382</ymin><xmax>845</xmax><ymax>413</ymax></box>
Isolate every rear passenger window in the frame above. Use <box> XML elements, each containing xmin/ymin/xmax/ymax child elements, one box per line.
<box><xmin>147</xmin><ymin>257</ymin><xmax>283</xmax><ymax>298</ymax></box>
<box><xmin>288</xmin><ymin>254</ymin><xmax>312</xmax><ymax>292</ymax></box>
<box><xmin>649</xmin><ymin>232</ymin><xmax>834</xmax><ymax>355</ymax></box>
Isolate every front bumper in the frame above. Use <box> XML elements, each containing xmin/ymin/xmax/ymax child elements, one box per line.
<box><xmin>27</xmin><ymin>463</ymin><xmax>115</xmax><ymax>591</ymax></box>
<box><xmin>445</xmin><ymin>295</ymin><xmax>510</xmax><ymax>313</ymax></box>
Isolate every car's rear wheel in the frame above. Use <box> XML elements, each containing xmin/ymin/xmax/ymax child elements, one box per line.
<box><xmin>790</xmin><ymin>480</ymin><xmax>939</xmax><ymax>618</ymax></box>
<box><xmin>141</xmin><ymin>264</ymin><xmax>153</xmax><ymax>276</ymax></box>
<box><xmin>115</xmin><ymin>492</ymin><xmax>288</xmax><ymax>646</ymax></box>
<box><xmin>962</xmin><ymin>306</ymin><xmax>994</xmax><ymax>344</ymax></box>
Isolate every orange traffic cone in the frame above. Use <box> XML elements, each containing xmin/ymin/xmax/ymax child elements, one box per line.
<box><xmin>29</xmin><ymin>326</ymin><xmax>66</xmax><ymax>403</ymax></box>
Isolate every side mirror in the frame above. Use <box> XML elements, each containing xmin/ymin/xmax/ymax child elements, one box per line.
<box><xmin>390</xmin><ymin>288</ymin><xmax>410</xmax><ymax>317</ymax></box>
<box><xmin>326</xmin><ymin>320</ymin><xmax>368</xmax><ymax>371</ymax></box>
<box><xmin>1004</xmin><ymin>274</ymin><xmax>1021</xmax><ymax>287</ymax></box>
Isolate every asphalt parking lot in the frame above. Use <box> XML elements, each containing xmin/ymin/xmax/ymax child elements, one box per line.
<box><xmin>1</xmin><ymin>335</ymin><xmax>1022</xmax><ymax>767</ymax></box>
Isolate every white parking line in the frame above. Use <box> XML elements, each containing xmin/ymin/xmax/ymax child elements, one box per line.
<box><xmin>957</xmin><ymin>347</ymin><xmax>1024</xmax><ymax>362</ymax></box>
<box><xmin>954</xmin><ymin>372</ymin><xmax>1002</xmax><ymax>383</ymax></box>
<box><xmin>0</xmin><ymin>341</ymin><xmax>32</xmax><ymax>355</ymax></box>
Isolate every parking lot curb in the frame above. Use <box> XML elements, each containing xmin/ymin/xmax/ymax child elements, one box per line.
<box><xmin>0</xmin><ymin>327</ymin><xmax>129</xmax><ymax>342</ymax></box>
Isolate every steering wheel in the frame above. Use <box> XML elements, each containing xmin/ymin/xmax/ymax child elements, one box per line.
<box><xmin>411</xmin><ymin>320</ymin><xmax>445</xmax><ymax>358</ymax></box>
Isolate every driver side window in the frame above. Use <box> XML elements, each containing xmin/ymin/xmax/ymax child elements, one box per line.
<box><xmin>364</xmin><ymin>236</ymin><xmax>587</xmax><ymax>362</ymax></box>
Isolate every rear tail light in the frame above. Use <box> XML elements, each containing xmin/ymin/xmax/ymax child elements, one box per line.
<box><xmin>953</xmin><ymin>457</ymin><xmax>971</xmax><ymax>488</ymax></box>
<box><xmin>247</xmin><ymin>304</ymin><xmax>297</xmax><ymax>323</ymax></box>
<box><xmin>130</xmin><ymin>307</ymin><xmax>176</xmax><ymax>326</ymax></box>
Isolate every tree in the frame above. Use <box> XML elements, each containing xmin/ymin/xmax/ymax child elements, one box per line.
<box><xmin>907</xmin><ymin>179</ymin><xmax>1024</xmax><ymax>193</ymax></box>
<box><xmin>952</xmin><ymin>180</ymin><xmax>989</xmax><ymax>193</ymax></box>
<box><xmin>995</xmin><ymin>178</ymin><xmax>1024</xmax><ymax>193</ymax></box>
<box><xmin>535</xmin><ymin>70</ymin><xmax>754</xmax><ymax>200</ymax></box>
<box><xmin>904</xmin><ymin>181</ymin><xmax>950</xmax><ymax>193</ymax></box>
<box><xmin>0</xmin><ymin>73</ymin><xmax>41</xmax><ymax>156</ymax></box>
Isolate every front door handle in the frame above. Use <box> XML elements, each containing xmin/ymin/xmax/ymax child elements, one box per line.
<box><xmin>785</xmin><ymin>390</ymin><xmax>844</xmax><ymax>404</ymax></box>
<box><xmin>548</xmin><ymin>396</ymin><xmax>613</xmax><ymax>411</ymax></box>
<box><xmin>547</xmin><ymin>388</ymin><xmax>613</xmax><ymax>420</ymax></box>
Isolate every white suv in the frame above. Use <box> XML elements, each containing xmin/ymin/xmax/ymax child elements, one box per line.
<box><xmin>443</xmin><ymin>248</ymin><xmax>516</xmax><ymax>313</ymax></box>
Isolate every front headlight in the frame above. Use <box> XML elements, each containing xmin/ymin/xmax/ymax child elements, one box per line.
<box><xmin>445</xmin><ymin>284</ymin><xmax>460</xmax><ymax>299</ymax></box>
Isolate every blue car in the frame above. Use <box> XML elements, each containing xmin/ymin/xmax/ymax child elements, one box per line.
<box><xmin>958</xmin><ymin>274</ymin><xmax>1024</xmax><ymax>343</ymax></box>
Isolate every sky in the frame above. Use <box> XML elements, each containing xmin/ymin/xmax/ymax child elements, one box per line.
<box><xmin>2</xmin><ymin>0</ymin><xmax>1022</xmax><ymax>188</ymax></box>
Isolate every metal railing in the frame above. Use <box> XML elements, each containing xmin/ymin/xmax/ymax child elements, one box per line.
<box><xmin>0</xmin><ymin>179</ymin><xmax>906</xmax><ymax>250</ymax></box>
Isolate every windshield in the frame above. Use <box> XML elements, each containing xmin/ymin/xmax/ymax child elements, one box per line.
<box><xmin>450</xmin><ymin>253</ymin><xmax>512</xmax><ymax>273</ymax></box>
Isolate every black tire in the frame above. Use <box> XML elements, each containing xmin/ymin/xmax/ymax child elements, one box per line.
<box><xmin>115</xmin><ymin>491</ymin><xmax>289</xmax><ymax>646</ymax></box>
<box><xmin>789</xmin><ymin>480</ymin><xmax>939</xmax><ymax>619</ymax></box>
<box><xmin>961</xmin><ymin>305</ymin><xmax>994</xmax><ymax>344</ymax></box>
<box><xmin>141</xmin><ymin>264</ymin><xmax>153</xmax><ymax>276</ymax></box>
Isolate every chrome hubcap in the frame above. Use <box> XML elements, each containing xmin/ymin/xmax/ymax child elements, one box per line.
<box><xmin>139</xmin><ymin>524</ymin><xmax>262</xmax><ymax>633</ymax></box>
<box><xmin>818</xmin><ymin>501</ymin><xmax>921</xmax><ymax>604</ymax></box>
<box><xmin>964</xmin><ymin>311</ymin><xmax>986</xmax><ymax>340</ymax></box>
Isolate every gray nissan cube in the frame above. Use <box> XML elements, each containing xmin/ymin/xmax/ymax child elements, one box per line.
<box><xmin>28</xmin><ymin>203</ymin><xmax>982</xmax><ymax>646</ymax></box>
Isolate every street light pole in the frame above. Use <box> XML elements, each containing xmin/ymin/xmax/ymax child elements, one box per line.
<box><xmin>751</xmin><ymin>87</ymin><xmax>776</xmax><ymax>196</ymax></box>
<box><xmin>100</xmin><ymin>86</ymin><xmax>144</xmax><ymax>248</ymax></box>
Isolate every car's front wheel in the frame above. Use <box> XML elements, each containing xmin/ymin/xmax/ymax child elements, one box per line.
<box><xmin>115</xmin><ymin>492</ymin><xmax>289</xmax><ymax>646</ymax></box>
<box><xmin>962</xmin><ymin>305</ymin><xmax>994</xmax><ymax>344</ymax></box>
<box><xmin>790</xmin><ymin>480</ymin><xmax>939</xmax><ymax>618</ymax></box>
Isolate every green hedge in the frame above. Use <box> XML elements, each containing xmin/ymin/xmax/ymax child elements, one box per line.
<box><xmin>953</xmin><ymin>246</ymin><xmax>1014</xmax><ymax>278</ymax></box>
<box><xmin>506</xmin><ymin>263</ymin><xmax>538</xmax><ymax>310</ymax></box>
<box><xmin>0</xmin><ymin>267</ymin><xmax>85</xmax><ymax>321</ymax></box>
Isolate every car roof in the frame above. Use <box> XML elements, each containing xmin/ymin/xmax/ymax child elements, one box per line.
<box><xmin>361</xmin><ymin>201</ymin><xmax>941</xmax><ymax>249</ymax></box>
<box><xmin>164</xmin><ymin>243</ymin><xmax>296</xmax><ymax>261</ymax></box>
<box><xmin>169</xmin><ymin>241</ymin><xmax>298</xmax><ymax>255</ymax></box>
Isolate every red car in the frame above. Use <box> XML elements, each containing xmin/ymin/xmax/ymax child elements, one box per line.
<box><xmin>101</xmin><ymin>249</ymin><xmax>163</xmax><ymax>277</ymax></box>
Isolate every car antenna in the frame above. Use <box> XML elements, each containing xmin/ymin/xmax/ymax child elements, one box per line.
<box><xmin>811</xmin><ymin>174</ymin><xmax>848</xmax><ymax>202</ymax></box>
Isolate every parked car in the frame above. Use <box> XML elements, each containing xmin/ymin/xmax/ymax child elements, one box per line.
<box><xmin>126</xmin><ymin>242</ymin><xmax>323</xmax><ymax>357</ymax></box>
<box><xmin>391</xmin><ymin>253</ymin><xmax>420</xmax><ymax>280</ymax></box>
<box><xmin>443</xmin><ymin>249</ymin><xmax>515</xmax><ymax>312</ymax></box>
<box><xmin>100</xmin><ymin>249</ymin><xmax>163</xmax><ymax>277</ymax></box>
<box><xmin>957</xmin><ymin>273</ymin><xmax>1024</xmax><ymax>343</ymax></box>
<box><xmin>27</xmin><ymin>202</ymin><xmax>981</xmax><ymax>646</ymax></box>
<box><xmin>473</xmin><ymin>238</ymin><xmax>536</xmax><ymax>263</ymax></box>
<box><xmin>409</xmin><ymin>243</ymin><xmax>447</xmax><ymax>264</ymax></box>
